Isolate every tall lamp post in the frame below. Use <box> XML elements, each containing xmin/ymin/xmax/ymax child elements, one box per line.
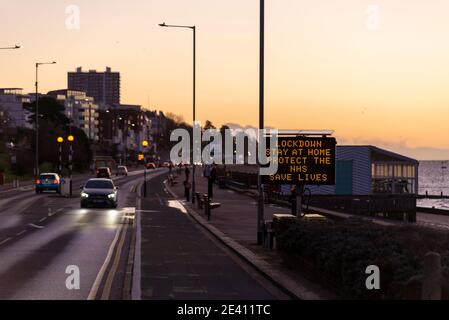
<box><xmin>68</xmin><ymin>135</ymin><xmax>75</xmax><ymax>197</ymax></box>
<box><xmin>142</xmin><ymin>140</ymin><xmax>150</xmax><ymax>197</ymax></box>
<box><xmin>35</xmin><ymin>61</ymin><xmax>57</xmax><ymax>177</ymax></box>
<box><xmin>257</xmin><ymin>0</ymin><xmax>265</xmax><ymax>245</ymax></box>
<box><xmin>57</xmin><ymin>137</ymin><xmax>64</xmax><ymax>175</ymax></box>
<box><xmin>159</xmin><ymin>22</ymin><xmax>197</xmax><ymax>204</ymax></box>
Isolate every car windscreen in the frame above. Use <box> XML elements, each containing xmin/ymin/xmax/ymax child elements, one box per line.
<box><xmin>85</xmin><ymin>180</ymin><xmax>114</xmax><ymax>189</ymax></box>
<box><xmin>39</xmin><ymin>175</ymin><xmax>57</xmax><ymax>180</ymax></box>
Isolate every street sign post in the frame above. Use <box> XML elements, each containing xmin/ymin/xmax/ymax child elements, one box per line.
<box><xmin>262</xmin><ymin>136</ymin><xmax>337</xmax><ymax>185</ymax></box>
<box><xmin>263</xmin><ymin>136</ymin><xmax>337</xmax><ymax>217</ymax></box>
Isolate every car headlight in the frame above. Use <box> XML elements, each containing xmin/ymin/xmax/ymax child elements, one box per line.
<box><xmin>81</xmin><ymin>192</ymin><xmax>89</xmax><ymax>198</ymax></box>
<box><xmin>108</xmin><ymin>193</ymin><xmax>116</xmax><ymax>199</ymax></box>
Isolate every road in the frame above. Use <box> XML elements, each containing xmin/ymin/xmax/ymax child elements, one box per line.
<box><xmin>0</xmin><ymin>169</ymin><xmax>152</xmax><ymax>300</ymax></box>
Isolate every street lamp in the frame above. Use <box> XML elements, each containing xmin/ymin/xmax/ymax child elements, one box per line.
<box><xmin>57</xmin><ymin>136</ymin><xmax>64</xmax><ymax>175</ymax></box>
<box><xmin>35</xmin><ymin>61</ymin><xmax>57</xmax><ymax>177</ymax></box>
<box><xmin>159</xmin><ymin>21</ymin><xmax>197</xmax><ymax>204</ymax></box>
<box><xmin>0</xmin><ymin>45</ymin><xmax>22</xmax><ymax>50</ymax></box>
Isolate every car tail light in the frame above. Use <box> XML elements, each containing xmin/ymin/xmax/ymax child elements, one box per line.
<box><xmin>53</xmin><ymin>179</ymin><xmax>58</xmax><ymax>184</ymax></box>
<box><xmin>36</xmin><ymin>179</ymin><xmax>41</xmax><ymax>185</ymax></box>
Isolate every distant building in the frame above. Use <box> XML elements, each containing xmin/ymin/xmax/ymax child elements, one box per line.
<box><xmin>113</xmin><ymin>104</ymin><xmax>142</xmax><ymax>112</ymax></box>
<box><xmin>98</xmin><ymin>108</ymin><xmax>152</xmax><ymax>164</ymax></box>
<box><xmin>0</xmin><ymin>88</ymin><xmax>32</xmax><ymax>129</ymax></box>
<box><xmin>145</xmin><ymin>110</ymin><xmax>167</xmax><ymax>153</ymax></box>
<box><xmin>47</xmin><ymin>89</ymin><xmax>100</xmax><ymax>141</ymax></box>
<box><xmin>68</xmin><ymin>67</ymin><xmax>120</xmax><ymax>106</ymax></box>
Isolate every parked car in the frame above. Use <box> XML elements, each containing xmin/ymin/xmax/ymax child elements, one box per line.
<box><xmin>96</xmin><ymin>167</ymin><xmax>111</xmax><ymax>179</ymax></box>
<box><xmin>116</xmin><ymin>166</ymin><xmax>129</xmax><ymax>176</ymax></box>
<box><xmin>36</xmin><ymin>173</ymin><xmax>61</xmax><ymax>194</ymax></box>
<box><xmin>146</xmin><ymin>163</ymin><xmax>157</xmax><ymax>170</ymax></box>
<box><xmin>80</xmin><ymin>178</ymin><xmax>119</xmax><ymax>209</ymax></box>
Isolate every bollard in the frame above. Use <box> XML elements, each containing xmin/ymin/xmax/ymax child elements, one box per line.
<box><xmin>422</xmin><ymin>252</ymin><xmax>442</xmax><ymax>300</ymax></box>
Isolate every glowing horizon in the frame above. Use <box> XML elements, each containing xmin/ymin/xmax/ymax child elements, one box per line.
<box><xmin>1</xmin><ymin>0</ymin><xmax>449</xmax><ymax>159</ymax></box>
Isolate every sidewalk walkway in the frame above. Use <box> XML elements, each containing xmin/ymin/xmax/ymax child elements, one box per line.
<box><xmin>165</xmin><ymin>169</ymin><xmax>337</xmax><ymax>299</ymax></box>
<box><xmin>138</xmin><ymin>173</ymin><xmax>286</xmax><ymax>300</ymax></box>
<box><xmin>170</xmin><ymin>170</ymin><xmax>292</xmax><ymax>245</ymax></box>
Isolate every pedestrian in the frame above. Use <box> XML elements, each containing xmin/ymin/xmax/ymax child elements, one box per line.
<box><xmin>185</xmin><ymin>166</ymin><xmax>190</xmax><ymax>181</ymax></box>
<box><xmin>289</xmin><ymin>185</ymin><xmax>297</xmax><ymax>216</ymax></box>
<box><xmin>209</xmin><ymin>164</ymin><xmax>217</xmax><ymax>199</ymax></box>
<box><xmin>184</xmin><ymin>180</ymin><xmax>191</xmax><ymax>202</ymax></box>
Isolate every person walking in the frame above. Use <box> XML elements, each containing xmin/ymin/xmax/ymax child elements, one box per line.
<box><xmin>209</xmin><ymin>164</ymin><xmax>217</xmax><ymax>199</ymax></box>
<box><xmin>185</xmin><ymin>165</ymin><xmax>190</xmax><ymax>181</ymax></box>
<box><xmin>289</xmin><ymin>185</ymin><xmax>298</xmax><ymax>216</ymax></box>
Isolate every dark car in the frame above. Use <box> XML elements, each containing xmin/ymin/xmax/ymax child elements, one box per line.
<box><xmin>96</xmin><ymin>167</ymin><xmax>111</xmax><ymax>179</ymax></box>
<box><xmin>146</xmin><ymin>163</ymin><xmax>156</xmax><ymax>170</ymax></box>
<box><xmin>80</xmin><ymin>179</ymin><xmax>119</xmax><ymax>209</ymax></box>
<box><xmin>36</xmin><ymin>173</ymin><xmax>61</xmax><ymax>194</ymax></box>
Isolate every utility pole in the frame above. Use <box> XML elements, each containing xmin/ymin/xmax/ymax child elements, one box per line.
<box><xmin>257</xmin><ymin>0</ymin><xmax>265</xmax><ymax>245</ymax></box>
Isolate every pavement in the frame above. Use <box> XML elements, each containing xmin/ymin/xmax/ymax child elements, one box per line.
<box><xmin>136</xmin><ymin>172</ymin><xmax>289</xmax><ymax>300</ymax></box>
<box><xmin>145</xmin><ymin>168</ymin><xmax>336</xmax><ymax>300</ymax></box>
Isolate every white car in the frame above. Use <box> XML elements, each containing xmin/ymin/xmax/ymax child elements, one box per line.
<box><xmin>116</xmin><ymin>166</ymin><xmax>128</xmax><ymax>176</ymax></box>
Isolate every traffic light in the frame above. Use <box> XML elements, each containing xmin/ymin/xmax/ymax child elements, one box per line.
<box><xmin>138</xmin><ymin>153</ymin><xmax>145</xmax><ymax>162</ymax></box>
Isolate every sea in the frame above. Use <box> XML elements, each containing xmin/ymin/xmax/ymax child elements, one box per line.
<box><xmin>418</xmin><ymin>161</ymin><xmax>449</xmax><ymax>209</ymax></box>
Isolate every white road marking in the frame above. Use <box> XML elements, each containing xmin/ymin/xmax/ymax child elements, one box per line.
<box><xmin>28</xmin><ymin>223</ymin><xmax>44</xmax><ymax>229</ymax></box>
<box><xmin>87</xmin><ymin>222</ymin><xmax>123</xmax><ymax>300</ymax></box>
<box><xmin>101</xmin><ymin>222</ymin><xmax>129</xmax><ymax>300</ymax></box>
<box><xmin>136</xmin><ymin>210</ymin><xmax>160</xmax><ymax>213</ymax></box>
<box><xmin>123</xmin><ymin>207</ymin><xmax>136</xmax><ymax>215</ymax></box>
<box><xmin>132</xmin><ymin>184</ymin><xmax>143</xmax><ymax>300</ymax></box>
<box><xmin>16</xmin><ymin>230</ymin><xmax>27</xmax><ymax>236</ymax></box>
<box><xmin>0</xmin><ymin>237</ymin><xmax>12</xmax><ymax>246</ymax></box>
<box><xmin>156</xmin><ymin>193</ymin><xmax>164</xmax><ymax>206</ymax></box>
<box><xmin>39</xmin><ymin>217</ymin><xmax>47</xmax><ymax>222</ymax></box>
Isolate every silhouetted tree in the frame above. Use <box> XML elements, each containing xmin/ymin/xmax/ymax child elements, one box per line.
<box><xmin>24</xmin><ymin>96</ymin><xmax>92</xmax><ymax>172</ymax></box>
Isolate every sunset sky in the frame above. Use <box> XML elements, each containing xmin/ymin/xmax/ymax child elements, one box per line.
<box><xmin>1</xmin><ymin>0</ymin><xmax>449</xmax><ymax>159</ymax></box>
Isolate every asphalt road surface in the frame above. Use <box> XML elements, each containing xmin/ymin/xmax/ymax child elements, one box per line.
<box><xmin>0</xmin><ymin>169</ymin><xmax>157</xmax><ymax>300</ymax></box>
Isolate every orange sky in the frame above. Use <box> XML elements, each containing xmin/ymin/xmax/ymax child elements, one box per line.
<box><xmin>1</xmin><ymin>0</ymin><xmax>449</xmax><ymax>159</ymax></box>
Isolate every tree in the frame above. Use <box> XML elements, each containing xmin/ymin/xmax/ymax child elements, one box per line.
<box><xmin>23</xmin><ymin>96</ymin><xmax>92</xmax><ymax>172</ymax></box>
<box><xmin>204</xmin><ymin>120</ymin><xmax>216</xmax><ymax>131</ymax></box>
<box><xmin>24</xmin><ymin>96</ymin><xmax>70</xmax><ymax>127</ymax></box>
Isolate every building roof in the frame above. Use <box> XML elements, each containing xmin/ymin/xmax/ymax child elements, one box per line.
<box><xmin>339</xmin><ymin>145</ymin><xmax>419</xmax><ymax>164</ymax></box>
<box><xmin>0</xmin><ymin>88</ymin><xmax>23</xmax><ymax>94</ymax></box>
